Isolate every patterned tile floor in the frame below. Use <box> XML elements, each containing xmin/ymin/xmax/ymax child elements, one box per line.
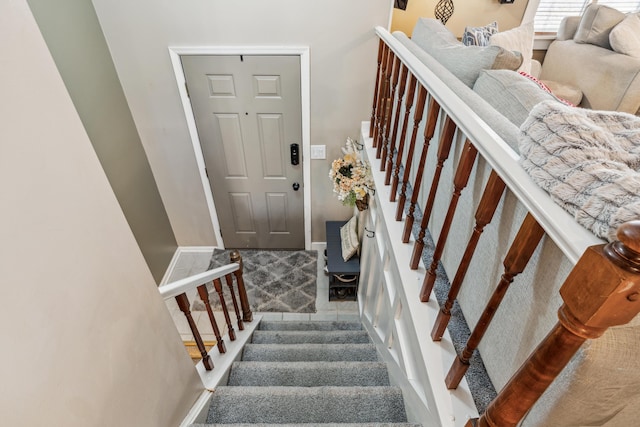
<box><xmin>163</xmin><ymin>245</ymin><xmax>358</xmax><ymax>341</ymax></box>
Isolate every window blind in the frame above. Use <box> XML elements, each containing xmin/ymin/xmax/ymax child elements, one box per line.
<box><xmin>534</xmin><ymin>0</ymin><xmax>640</xmax><ymax>33</ymax></box>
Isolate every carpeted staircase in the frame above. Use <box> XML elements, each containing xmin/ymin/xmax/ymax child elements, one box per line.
<box><xmin>193</xmin><ymin>320</ymin><xmax>422</xmax><ymax>426</ymax></box>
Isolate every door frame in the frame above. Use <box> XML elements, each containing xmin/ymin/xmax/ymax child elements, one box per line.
<box><xmin>168</xmin><ymin>45</ymin><xmax>311</xmax><ymax>250</ymax></box>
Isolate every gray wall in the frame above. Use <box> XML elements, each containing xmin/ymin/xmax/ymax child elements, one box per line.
<box><xmin>1</xmin><ymin>2</ymin><xmax>202</xmax><ymax>423</ymax></box>
<box><xmin>91</xmin><ymin>0</ymin><xmax>391</xmax><ymax>245</ymax></box>
<box><xmin>27</xmin><ymin>0</ymin><xmax>178</xmax><ymax>283</ymax></box>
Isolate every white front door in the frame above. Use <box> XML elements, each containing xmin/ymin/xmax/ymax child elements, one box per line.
<box><xmin>182</xmin><ymin>55</ymin><xmax>304</xmax><ymax>249</ymax></box>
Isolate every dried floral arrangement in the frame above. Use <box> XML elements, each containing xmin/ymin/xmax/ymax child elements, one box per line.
<box><xmin>329</xmin><ymin>137</ymin><xmax>375</xmax><ymax>210</ymax></box>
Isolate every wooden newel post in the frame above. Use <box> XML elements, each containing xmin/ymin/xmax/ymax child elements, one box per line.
<box><xmin>469</xmin><ymin>221</ymin><xmax>640</xmax><ymax>427</ymax></box>
<box><xmin>230</xmin><ymin>250</ymin><xmax>253</xmax><ymax>323</ymax></box>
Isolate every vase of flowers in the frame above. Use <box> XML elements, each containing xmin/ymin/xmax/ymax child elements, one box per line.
<box><xmin>329</xmin><ymin>137</ymin><xmax>374</xmax><ymax>211</ymax></box>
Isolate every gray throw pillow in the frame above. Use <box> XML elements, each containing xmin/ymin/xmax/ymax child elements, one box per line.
<box><xmin>473</xmin><ymin>70</ymin><xmax>561</xmax><ymax>127</ymax></box>
<box><xmin>412</xmin><ymin>18</ymin><xmax>522</xmax><ymax>87</ymax></box>
<box><xmin>574</xmin><ymin>3</ymin><xmax>625</xmax><ymax>49</ymax></box>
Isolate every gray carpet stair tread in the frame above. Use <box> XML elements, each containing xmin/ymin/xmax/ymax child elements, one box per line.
<box><xmin>228</xmin><ymin>361</ymin><xmax>389</xmax><ymax>387</ymax></box>
<box><xmin>242</xmin><ymin>343</ymin><xmax>378</xmax><ymax>362</ymax></box>
<box><xmin>193</xmin><ymin>424</ymin><xmax>422</xmax><ymax>426</ymax></box>
<box><xmin>206</xmin><ymin>386</ymin><xmax>407</xmax><ymax>424</ymax></box>
<box><xmin>259</xmin><ymin>320</ymin><xmax>363</xmax><ymax>331</ymax></box>
<box><xmin>252</xmin><ymin>330</ymin><xmax>371</xmax><ymax>344</ymax></box>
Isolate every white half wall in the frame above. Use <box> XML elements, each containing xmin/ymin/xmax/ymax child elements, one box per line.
<box><xmin>91</xmin><ymin>0</ymin><xmax>392</xmax><ymax>245</ymax></box>
<box><xmin>0</xmin><ymin>1</ymin><xmax>202</xmax><ymax>425</ymax></box>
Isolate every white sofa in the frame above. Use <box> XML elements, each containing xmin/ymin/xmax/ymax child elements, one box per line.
<box><xmin>540</xmin><ymin>14</ymin><xmax>640</xmax><ymax>113</ymax></box>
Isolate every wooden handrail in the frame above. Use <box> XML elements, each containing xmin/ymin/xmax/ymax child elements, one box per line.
<box><xmin>410</xmin><ymin>115</ymin><xmax>456</xmax><ymax>271</ymax></box>
<box><xmin>396</xmin><ymin>84</ymin><xmax>428</xmax><ymax>221</ymax></box>
<box><xmin>432</xmin><ymin>170</ymin><xmax>506</xmax><ymax>341</ymax></box>
<box><xmin>364</xmin><ymin>29</ymin><xmax>637</xmax><ymax>427</ymax></box>
<box><xmin>468</xmin><ymin>221</ymin><xmax>640</xmax><ymax>427</ymax></box>
<box><xmin>390</xmin><ymin>74</ymin><xmax>417</xmax><ymax>197</ymax></box>
<box><xmin>197</xmin><ymin>284</ymin><xmax>227</xmax><ymax>354</ymax></box>
<box><xmin>369</xmin><ymin>38</ymin><xmax>384</xmax><ymax>138</ymax></box>
<box><xmin>419</xmin><ymin>139</ymin><xmax>478</xmax><ymax>302</ymax></box>
<box><xmin>402</xmin><ymin>98</ymin><xmax>440</xmax><ymax>243</ymax></box>
<box><xmin>384</xmin><ymin>63</ymin><xmax>408</xmax><ymax>185</ymax></box>
<box><xmin>159</xmin><ymin>263</ymin><xmax>239</xmax><ymax>300</ymax></box>
<box><xmin>231</xmin><ymin>250</ymin><xmax>253</xmax><ymax>323</ymax></box>
<box><xmin>373</xmin><ymin>43</ymin><xmax>390</xmax><ymax>150</ymax></box>
<box><xmin>447</xmin><ymin>213</ymin><xmax>545</xmax><ymax>388</ymax></box>
<box><xmin>381</xmin><ymin>54</ymin><xmax>400</xmax><ymax>165</ymax></box>
<box><xmin>159</xmin><ymin>252</ymin><xmax>251</xmax><ymax>371</ymax></box>
<box><xmin>376</xmin><ymin>27</ymin><xmax>602</xmax><ymax>264</ymax></box>
<box><xmin>175</xmin><ymin>292</ymin><xmax>214</xmax><ymax>370</ymax></box>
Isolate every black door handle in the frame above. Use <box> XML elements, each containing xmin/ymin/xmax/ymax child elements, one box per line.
<box><xmin>292</xmin><ymin>182</ymin><xmax>300</xmax><ymax>191</ymax></box>
<box><xmin>290</xmin><ymin>143</ymin><xmax>299</xmax><ymax>165</ymax></box>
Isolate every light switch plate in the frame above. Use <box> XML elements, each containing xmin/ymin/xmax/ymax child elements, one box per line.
<box><xmin>310</xmin><ymin>145</ymin><xmax>326</xmax><ymax>159</ymax></box>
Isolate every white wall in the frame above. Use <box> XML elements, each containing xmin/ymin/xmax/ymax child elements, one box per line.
<box><xmin>91</xmin><ymin>0</ymin><xmax>392</xmax><ymax>245</ymax></box>
<box><xmin>0</xmin><ymin>1</ymin><xmax>202</xmax><ymax>425</ymax></box>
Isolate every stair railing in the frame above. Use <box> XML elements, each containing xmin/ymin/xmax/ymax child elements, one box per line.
<box><xmin>358</xmin><ymin>25</ymin><xmax>640</xmax><ymax>427</ymax></box>
<box><xmin>159</xmin><ymin>250</ymin><xmax>252</xmax><ymax>371</ymax></box>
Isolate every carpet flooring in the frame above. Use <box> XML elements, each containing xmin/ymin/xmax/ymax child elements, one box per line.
<box><xmin>192</xmin><ymin>249</ymin><xmax>317</xmax><ymax>313</ymax></box>
<box><xmin>198</xmin><ymin>320</ymin><xmax>418</xmax><ymax>425</ymax></box>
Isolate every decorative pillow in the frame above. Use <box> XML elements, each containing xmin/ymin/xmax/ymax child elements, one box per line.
<box><xmin>472</xmin><ymin>70</ymin><xmax>563</xmax><ymax>127</ymax></box>
<box><xmin>540</xmin><ymin>79</ymin><xmax>583</xmax><ymax>106</ymax></box>
<box><xmin>518</xmin><ymin>72</ymin><xmax>578</xmax><ymax>107</ymax></box>
<box><xmin>489</xmin><ymin>22</ymin><xmax>534</xmax><ymax>74</ymax></box>
<box><xmin>340</xmin><ymin>215</ymin><xmax>359</xmax><ymax>262</ymax></box>
<box><xmin>609</xmin><ymin>13</ymin><xmax>640</xmax><ymax>58</ymax></box>
<box><xmin>412</xmin><ymin>18</ymin><xmax>522</xmax><ymax>87</ymax></box>
<box><xmin>574</xmin><ymin>3</ymin><xmax>625</xmax><ymax>49</ymax></box>
<box><xmin>462</xmin><ymin>22</ymin><xmax>499</xmax><ymax>46</ymax></box>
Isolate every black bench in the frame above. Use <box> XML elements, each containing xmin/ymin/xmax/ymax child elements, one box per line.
<box><xmin>325</xmin><ymin>221</ymin><xmax>360</xmax><ymax>301</ymax></box>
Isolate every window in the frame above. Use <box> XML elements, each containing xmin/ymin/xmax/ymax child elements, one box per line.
<box><xmin>533</xmin><ymin>0</ymin><xmax>640</xmax><ymax>33</ymax></box>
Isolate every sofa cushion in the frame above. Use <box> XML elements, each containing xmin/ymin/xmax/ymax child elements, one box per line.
<box><xmin>412</xmin><ymin>18</ymin><xmax>522</xmax><ymax>87</ymax></box>
<box><xmin>609</xmin><ymin>13</ymin><xmax>640</xmax><ymax>58</ymax></box>
<box><xmin>490</xmin><ymin>22</ymin><xmax>534</xmax><ymax>74</ymax></box>
<box><xmin>574</xmin><ymin>3</ymin><xmax>625</xmax><ymax>49</ymax></box>
<box><xmin>472</xmin><ymin>70</ymin><xmax>561</xmax><ymax>127</ymax></box>
<box><xmin>393</xmin><ymin>30</ymin><xmax>522</xmax><ymax>152</ymax></box>
<box><xmin>462</xmin><ymin>21</ymin><xmax>498</xmax><ymax>46</ymax></box>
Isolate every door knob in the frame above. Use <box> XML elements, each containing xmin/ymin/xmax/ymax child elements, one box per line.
<box><xmin>292</xmin><ymin>182</ymin><xmax>300</xmax><ymax>191</ymax></box>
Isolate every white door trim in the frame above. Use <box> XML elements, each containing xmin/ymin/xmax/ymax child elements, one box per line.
<box><xmin>168</xmin><ymin>46</ymin><xmax>312</xmax><ymax>250</ymax></box>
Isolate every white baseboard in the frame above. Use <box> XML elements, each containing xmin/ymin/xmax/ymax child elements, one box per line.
<box><xmin>311</xmin><ymin>241</ymin><xmax>326</xmax><ymax>252</ymax></box>
<box><xmin>179</xmin><ymin>389</ymin><xmax>212</xmax><ymax>427</ymax></box>
<box><xmin>178</xmin><ymin>246</ymin><xmax>217</xmax><ymax>253</ymax></box>
<box><xmin>159</xmin><ymin>246</ymin><xmax>218</xmax><ymax>286</ymax></box>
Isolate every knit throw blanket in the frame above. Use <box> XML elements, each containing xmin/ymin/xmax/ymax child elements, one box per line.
<box><xmin>518</xmin><ymin>100</ymin><xmax>640</xmax><ymax>242</ymax></box>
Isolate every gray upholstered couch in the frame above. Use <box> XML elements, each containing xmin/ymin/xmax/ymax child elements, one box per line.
<box><xmin>540</xmin><ymin>14</ymin><xmax>640</xmax><ymax>113</ymax></box>
<box><xmin>392</xmin><ymin>16</ymin><xmax>640</xmax><ymax>427</ymax></box>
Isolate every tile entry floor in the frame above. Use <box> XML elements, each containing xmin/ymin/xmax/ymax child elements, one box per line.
<box><xmin>163</xmin><ymin>247</ymin><xmax>359</xmax><ymax>341</ymax></box>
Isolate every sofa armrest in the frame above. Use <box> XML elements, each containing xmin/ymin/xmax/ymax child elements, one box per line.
<box><xmin>556</xmin><ymin>16</ymin><xmax>581</xmax><ymax>41</ymax></box>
